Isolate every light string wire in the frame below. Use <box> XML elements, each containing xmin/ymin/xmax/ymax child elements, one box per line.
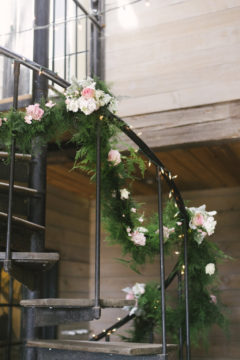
<box><xmin>0</xmin><ymin>0</ymin><xmax>148</xmax><ymax>39</ymax></box>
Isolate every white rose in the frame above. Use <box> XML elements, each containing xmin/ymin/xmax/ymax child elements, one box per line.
<box><xmin>204</xmin><ymin>216</ymin><xmax>217</xmax><ymax>236</ymax></box>
<box><xmin>205</xmin><ymin>263</ymin><xmax>215</xmax><ymax>275</ymax></box>
<box><xmin>120</xmin><ymin>188</ymin><xmax>130</xmax><ymax>200</ymax></box>
<box><xmin>78</xmin><ymin>97</ymin><xmax>98</xmax><ymax>115</ymax></box>
<box><xmin>67</xmin><ymin>99</ymin><xmax>79</xmax><ymax>112</ymax></box>
<box><xmin>132</xmin><ymin>283</ymin><xmax>145</xmax><ymax>297</ymax></box>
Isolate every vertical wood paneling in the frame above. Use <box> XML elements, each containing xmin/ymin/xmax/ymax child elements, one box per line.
<box><xmin>105</xmin><ymin>0</ymin><xmax>240</xmax><ymax>117</ymax></box>
<box><xmin>45</xmin><ymin>184</ymin><xmax>91</xmax><ymax>339</ymax></box>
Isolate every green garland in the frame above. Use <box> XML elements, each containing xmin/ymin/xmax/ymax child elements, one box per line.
<box><xmin>0</xmin><ymin>77</ymin><xmax>229</xmax><ymax>347</ymax></box>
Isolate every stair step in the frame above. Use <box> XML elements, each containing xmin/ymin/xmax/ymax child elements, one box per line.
<box><xmin>0</xmin><ymin>212</ymin><xmax>45</xmax><ymax>232</ymax></box>
<box><xmin>0</xmin><ymin>181</ymin><xmax>38</xmax><ymax>196</ymax></box>
<box><xmin>20</xmin><ymin>298</ymin><xmax>135</xmax><ymax>308</ymax></box>
<box><xmin>0</xmin><ymin>252</ymin><xmax>59</xmax><ymax>290</ymax></box>
<box><xmin>27</xmin><ymin>340</ymin><xmax>176</xmax><ymax>359</ymax></box>
<box><xmin>0</xmin><ymin>151</ymin><xmax>31</xmax><ymax>161</ymax></box>
<box><xmin>20</xmin><ymin>298</ymin><xmax>135</xmax><ymax>327</ymax></box>
<box><xmin>0</xmin><ymin>252</ymin><xmax>59</xmax><ymax>270</ymax></box>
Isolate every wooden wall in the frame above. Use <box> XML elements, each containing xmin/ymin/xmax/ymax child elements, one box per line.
<box><xmin>105</xmin><ymin>0</ymin><xmax>240</xmax><ymax>118</ymax></box>
<box><xmin>45</xmin><ymin>184</ymin><xmax>91</xmax><ymax>338</ymax></box>
<box><xmin>89</xmin><ymin>187</ymin><xmax>240</xmax><ymax>360</ymax></box>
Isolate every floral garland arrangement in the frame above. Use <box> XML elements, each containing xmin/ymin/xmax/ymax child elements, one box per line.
<box><xmin>121</xmin><ymin>202</ymin><xmax>229</xmax><ymax>346</ymax></box>
<box><xmin>0</xmin><ymin>77</ymin><xmax>229</xmax><ymax>346</ymax></box>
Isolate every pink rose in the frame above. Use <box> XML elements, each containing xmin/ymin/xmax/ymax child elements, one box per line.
<box><xmin>81</xmin><ymin>87</ymin><xmax>95</xmax><ymax>99</ymax></box>
<box><xmin>131</xmin><ymin>230</ymin><xmax>146</xmax><ymax>246</ymax></box>
<box><xmin>126</xmin><ymin>292</ymin><xmax>135</xmax><ymax>300</ymax></box>
<box><xmin>210</xmin><ymin>294</ymin><xmax>217</xmax><ymax>304</ymax></box>
<box><xmin>192</xmin><ymin>213</ymin><xmax>204</xmax><ymax>227</ymax></box>
<box><xmin>25</xmin><ymin>103</ymin><xmax>44</xmax><ymax>121</ymax></box>
<box><xmin>108</xmin><ymin>149</ymin><xmax>121</xmax><ymax>166</ymax></box>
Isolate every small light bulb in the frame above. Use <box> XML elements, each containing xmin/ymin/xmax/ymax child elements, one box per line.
<box><xmin>145</xmin><ymin>0</ymin><xmax>150</xmax><ymax>7</ymax></box>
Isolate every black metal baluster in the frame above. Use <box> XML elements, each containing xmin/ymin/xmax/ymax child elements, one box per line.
<box><xmin>86</xmin><ymin>16</ymin><xmax>88</xmax><ymax>77</ymax></box>
<box><xmin>4</xmin><ymin>61</ymin><xmax>20</xmax><ymax>273</ymax></box>
<box><xmin>178</xmin><ymin>271</ymin><xmax>183</xmax><ymax>360</ymax></box>
<box><xmin>94</xmin><ymin>121</ymin><xmax>101</xmax><ymax>319</ymax></box>
<box><xmin>64</xmin><ymin>0</ymin><xmax>67</xmax><ymax>80</ymax></box>
<box><xmin>52</xmin><ymin>0</ymin><xmax>56</xmax><ymax>75</ymax></box>
<box><xmin>75</xmin><ymin>3</ymin><xmax>78</xmax><ymax>78</ymax></box>
<box><xmin>156</xmin><ymin>166</ymin><xmax>167</xmax><ymax>357</ymax></box>
<box><xmin>6</xmin><ymin>276</ymin><xmax>13</xmax><ymax>360</ymax></box>
<box><xmin>184</xmin><ymin>219</ymin><xmax>191</xmax><ymax>359</ymax></box>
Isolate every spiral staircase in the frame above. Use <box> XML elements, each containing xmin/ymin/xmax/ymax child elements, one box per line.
<box><xmin>0</xmin><ymin>46</ymin><xmax>191</xmax><ymax>360</ymax></box>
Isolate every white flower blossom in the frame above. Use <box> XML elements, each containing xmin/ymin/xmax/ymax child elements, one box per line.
<box><xmin>78</xmin><ymin>97</ymin><xmax>98</xmax><ymax>115</ymax></box>
<box><xmin>136</xmin><ymin>227</ymin><xmax>148</xmax><ymax>233</ymax></box>
<box><xmin>120</xmin><ymin>188</ymin><xmax>130</xmax><ymax>200</ymax></box>
<box><xmin>66</xmin><ymin>99</ymin><xmax>79</xmax><ymax>112</ymax></box>
<box><xmin>132</xmin><ymin>283</ymin><xmax>145</xmax><ymax>297</ymax></box>
<box><xmin>205</xmin><ymin>263</ymin><xmax>215</xmax><ymax>275</ymax></box>
<box><xmin>187</xmin><ymin>205</ymin><xmax>217</xmax><ymax>243</ymax></box>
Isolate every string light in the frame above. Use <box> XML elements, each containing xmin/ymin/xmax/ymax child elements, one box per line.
<box><xmin>148</xmin><ymin>161</ymin><xmax>151</xmax><ymax>167</ymax></box>
<box><xmin>117</xmin><ymin>317</ymin><xmax>121</xmax><ymax>321</ymax></box>
<box><xmin>0</xmin><ymin>0</ymin><xmax>150</xmax><ymax>39</ymax></box>
<box><xmin>174</xmin><ymin>251</ymin><xmax>180</xmax><ymax>255</ymax></box>
<box><xmin>137</xmin><ymin>131</ymin><xmax>142</xmax><ymax>136</ymax></box>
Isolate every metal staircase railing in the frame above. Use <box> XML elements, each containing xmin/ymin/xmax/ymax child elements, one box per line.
<box><xmin>0</xmin><ymin>46</ymin><xmax>191</xmax><ymax>360</ymax></box>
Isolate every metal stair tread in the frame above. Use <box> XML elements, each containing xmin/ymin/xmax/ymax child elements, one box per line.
<box><xmin>0</xmin><ymin>181</ymin><xmax>38</xmax><ymax>196</ymax></box>
<box><xmin>0</xmin><ymin>212</ymin><xmax>45</xmax><ymax>231</ymax></box>
<box><xmin>27</xmin><ymin>340</ymin><xmax>177</xmax><ymax>356</ymax></box>
<box><xmin>0</xmin><ymin>151</ymin><xmax>31</xmax><ymax>161</ymax></box>
<box><xmin>0</xmin><ymin>252</ymin><xmax>59</xmax><ymax>263</ymax></box>
<box><xmin>20</xmin><ymin>298</ymin><xmax>135</xmax><ymax>308</ymax></box>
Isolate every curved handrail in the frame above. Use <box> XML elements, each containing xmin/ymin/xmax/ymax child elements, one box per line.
<box><xmin>0</xmin><ymin>47</ymin><xmax>69</xmax><ymax>89</ymax></box>
<box><xmin>0</xmin><ymin>46</ymin><xmax>190</xmax><ymax>355</ymax></box>
<box><xmin>0</xmin><ymin>46</ymin><xmax>188</xmax><ymax>219</ymax></box>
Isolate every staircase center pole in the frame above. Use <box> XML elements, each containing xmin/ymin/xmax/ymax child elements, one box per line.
<box><xmin>21</xmin><ymin>1</ymin><xmax>50</xmax><ymax>360</ymax></box>
<box><xmin>4</xmin><ymin>61</ymin><xmax>20</xmax><ymax>272</ymax></box>
<box><xmin>156</xmin><ymin>167</ymin><xmax>167</xmax><ymax>358</ymax></box>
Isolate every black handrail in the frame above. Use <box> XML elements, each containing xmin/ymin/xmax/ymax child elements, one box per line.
<box><xmin>0</xmin><ymin>46</ymin><xmax>190</xmax><ymax>359</ymax></box>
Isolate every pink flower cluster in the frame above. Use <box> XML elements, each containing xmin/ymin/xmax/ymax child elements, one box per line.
<box><xmin>0</xmin><ymin>117</ymin><xmax>7</xmax><ymax>126</ymax></box>
<box><xmin>108</xmin><ymin>149</ymin><xmax>121</xmax><ymax>166</ymax></box>
<box><xmin>130</xmin><ymin>230</ymin><xmax>146</xmax><ymax>246</ymax></box>
<box><xmin>81</xmin><ymin>87</ymin><xmax>95</xmax><ymax>99</ymax></box>
<box><xmin>24</xmin><ymin>104</ymin><xmax>44</xmax><ymax>124</ymax></box>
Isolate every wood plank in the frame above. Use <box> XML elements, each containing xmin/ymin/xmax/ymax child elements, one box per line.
<box><xmin>27</xmin><ymin>340</ymin><xmax>176</xmax><ymax>355</ymax></box>
<box><xmin>20</xmin><ymin>298</ymin><xmax>135</xmax><ymax>308</ymax></box>
<box><xmin>0</xmin><ymin>252</ymin><xmax>59</xmax><ymax>262</ymax></box>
